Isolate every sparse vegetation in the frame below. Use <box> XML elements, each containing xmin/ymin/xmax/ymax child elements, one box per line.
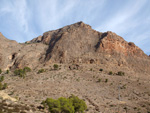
<box><xmin>105</xmin><ymin>79</ymin><xmax>108</xmax><ymax>83</ymax></box>
<box><xmin>14</xmin><ymin>67</ymin><xmax>31</xmax><ymax>78</ymax></box>
<box><xmin>0</xmin><ymin>76</ymin><xmax>4</xmax><ymax>82</ymax></box>
<box><xmin>97</xmin><ymin>78</ymin><xmax>101</xmax><ymax>82</ymax></box>
<box><xmin>120</xmin><ymin>84</ymin><xmax>126</xmax><ymax>89</ymax></box>
<box><xmin>41</xmin><ymin>95</ymin><xmax>87</xmax><ymax>113</ymax></box>
<box><xmin>76</xmin><ymin>78</ymin><xmax>80</xmax><ymax>82</ymax></box>
<box><xmin>99</xmin><ymin>69</ymin><xmax>103</xmax><ymax>72</ymax></box>
<box><xmin>0</xmin><ymin>76</ymin><xmax>8</xmax><ymax>90</ymax></box>
<box><xmin>6</xmin><ymin>70</ymin><xmax>9</xmax><ymax>74</ymax></box>
<box><xmin>14</xmin><ymin>69</ymin><xmax>26</xmax><ymax>78</ymax></box>
<box><xmin>117</xmin><ymin>71</ymin><xmax>125</xmax><ymax>76</ymax></box>
<box><xmin>0</xmin><ymin>69</ymin><xmax>2</xmax><ymax>74</ymax></box>
<box><xmin>38</xmin><ymin>69</ymin><xmax>45</xmax><ymax>74</ymax></box>
<box><xmin>23</xmin><ymin>67</ymin><xmax>31</xmax><ymax>72</ymax></box>
<box><xmin>109</xmin><ymin>71</ymin><xmax>113</xmax><ymax>75</ymax></box>
<box><xmin>53</xmin><ymin>64</ymin><xmax>59</xmax><ymax>70</ymax></box>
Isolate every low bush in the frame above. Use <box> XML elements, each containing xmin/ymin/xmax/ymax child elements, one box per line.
<box><xmin>109</xmin><ymin>71</ymin><xmax>113</xmax><ymax>75</ymax></box>
<box><xmin>99</xmin><ymin>69</ymin><xmax>103</xmax><ymax>72</ymax></box>
<box><xmin>14</xmin><ymin>69</ymin><xmax>26</xmax><ymax>78</ymax></box>
<box><xmin>23</xmin><ymin>67</ymin><xmax>31</xmax><ymax>72</ymax></box>
<box><xmin>117</xmin><ymin>71</ymin><xmax>125</xmax><ymax>76</ymax></box>
<box><xmin>6</xmin><ymin>70</ymin><xmax>9</xmax><ymax>74</ymax></box>
<box><xmin>105</xmin><ymin>79</ymin><xmax>108</xmax><ymax>83</ymax></box>
<box><xmin>0</xmin><ymin>76</ymin><xmax>4</xmax><ymax>82</ymax></box>
<box><xmin>42</xmin><ymin>95</ymin><xmax>87</xmax><ymax>113</ymax></box>
<box><xmin>38</xmin><ymin>69</ymin><xmax>45</xmax><ymax>74</ymax></box>
<box><xmin>0</xmin><ymin>69</ymin><xmax>2</xmax><ymax>74</ymax></box>
<box><xmin>97</xmin><ymin>78</ymin><xmax>101</xmax><ymax>82</ymax></box>
<box><xmin>0</xmin><ymin>82</ymin><xmax>8</xmax><ymax>90</ymax></box>
<box><xmin>0</xmin><ymin>76</ymin><xmax>8</xmax><ymax>90</ymax></box>
<box><xmin>53</xmin><ymin>64</ymin><xmax>59</xmax><ymax>70</ymax></box>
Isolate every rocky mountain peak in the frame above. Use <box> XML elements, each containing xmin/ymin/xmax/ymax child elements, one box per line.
<box><xmin>0</xmin><ymin>22</ymin><xmax>150</xmax><ymax>73</ymax></box>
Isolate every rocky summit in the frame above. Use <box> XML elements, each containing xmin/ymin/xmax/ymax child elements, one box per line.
<box><xmin>0</xmin><ymin>22</ymin><xmax>150</xmax><ymax>113</ymax></box>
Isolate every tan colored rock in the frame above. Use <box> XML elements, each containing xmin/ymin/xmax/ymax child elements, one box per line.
<box><xmin>0</xmin><ymin>91</ymin><xmax>17</xmax><ymax>102</ymax></box>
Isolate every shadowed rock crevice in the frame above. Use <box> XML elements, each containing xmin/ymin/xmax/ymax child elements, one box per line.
<box><xmin>45</xmin><ymin>33</ymin><xmax>64</xmax><ymax>61</ymax></box>
<box><xmin>95</xmin><ymin>32</ymin><xmax>108</xmax><ymax>51</ymax></box>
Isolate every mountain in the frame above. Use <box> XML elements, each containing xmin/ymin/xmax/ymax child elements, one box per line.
<box><xmin>1</xmin><ymin>22</ymin><xmax>150</xmax><ymax>113</ymax></box>
<box><xmin>0</xmin><ymin>22</ymin><xmax>150</xmax><ymax>73</ymax></box>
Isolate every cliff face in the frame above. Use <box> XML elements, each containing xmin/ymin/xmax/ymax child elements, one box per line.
<box><xmin>29</xmin><ymin>22</ymin><xmax>149</xmax><ymax>66</ymax></box>
<box><xmin>0</xmin><ymin>32</ymin><xmax>48</xmax><ymax>70</ymax></box>
<box><xmin>0</xmin><ymin>22</ymin><xmax>150</xmax><ymax>73</ymax></box>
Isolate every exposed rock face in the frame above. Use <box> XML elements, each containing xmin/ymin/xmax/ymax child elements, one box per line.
<box><xmin>29</xmin><ymin>22</ymin><xmax>150</xmax><ymax>72</ymax></box>
<box><xmin>0</xmin><ymin>33</ymin><xmax>48</xmax><ymax>70</ymax></box>
<box><xmin>0</xmin><ymin>22</ymin><xmax>150</xmax><ymax>73</ymax></box>
<box><xmin>30</xmin><ymin>22</ymin><xmax>147</xmax><ymax>61</ymax></box>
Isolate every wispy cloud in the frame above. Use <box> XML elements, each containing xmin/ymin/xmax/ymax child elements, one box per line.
<box><xmin>0</xmin><ymin>0</ymin><xmax>150</xmax><ymax>54</ymax></box>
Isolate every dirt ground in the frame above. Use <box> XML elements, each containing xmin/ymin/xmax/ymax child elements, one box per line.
<box><xmin>2</xmin><ymin>64</ymin><xmax>150</xmax><ymax>113</ymax></box>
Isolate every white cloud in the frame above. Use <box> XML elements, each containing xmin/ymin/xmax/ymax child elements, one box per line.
<box><xmin>96</xmin><ymin>0</ymin><xmax>147</xmax><ymax>33</ymax></box>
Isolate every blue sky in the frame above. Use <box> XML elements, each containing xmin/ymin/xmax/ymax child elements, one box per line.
<box><xmin>0</xmin><ymin>0</ymin><xmax>150</xmax><ymax>55</ymax></box>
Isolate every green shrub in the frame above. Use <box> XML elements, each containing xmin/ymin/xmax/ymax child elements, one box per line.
<box><xmin>0</xmin><ymin>82</ymin><xmax>3</xmax><ymax>90</ymax></box>
<box><xmin>69</xmin><ymin>95</ymin><xmax>87</xmax><ymax>112</ymax></box>
<box><xmin>23</xmin><ymin>67</ymin><xmax>31</xmax><ymax>72</ymax></box>
<box><xmin>105</xmin><ymin>79</ymin><xmax>108</xmax><ymax>83</ymax></box>
<box><xmin>6</xmin><ymin>70</ymin><xmax>9</xmax><ymax>74</ymax></box>
<box><xmin>117</xmin><ymin>71</ymin><xmax>125</xmax><ymax>76</ymax></box>
<box><xmin>109</xmin><ymin>71</ymin><xmax>113</xmax><ymax>75</ymax></box>
<box><xmin>14</xmin><ymin>69</ymin><xmax>26</xmax><ymax>78</ymax></box>
<box><xmin>0</xmin><ymin>82</ymin><xmax>7</xmax><ymax>90</ymax></box>
<box><xmin>99</xmin><ymin>69</ymin><xmax>103</xmax><ymax>72</ymax></box>
<box><xmin>0</xmin><ymin>69</ymin><xmax>2</xmax><ymax>74</ymax></box>
<box><xmin>0</xmin><ymin>76</ymin><xmax>4</xmax><ymax>82</ymax></box>
<box><xmin>2</xmin><ymin>83</ymin><xmax>8</xmax><ymax>89</ymax></box>
<box><xmin>42</xmin><ymin>95</ymin><xmax>87</xmax><ymax>113</ymax></box>
<box><xmin>0</xmin><ymin>76</ymin><xmax>8</xmax><ymax>90</ymax></box>
<box><xmin>38</xmin><ymin>69</ymin><xmax>45</xmax><ymax>74</ymax></box>
<box><xmin>97</xmin><ymin>78</ymin><xmax>101</xmax><ymax>82</ymax></box>
<box><xmin>53</xmin><ymin>64</ymin><xmax>59</xmax><ymax>70</ymax></box>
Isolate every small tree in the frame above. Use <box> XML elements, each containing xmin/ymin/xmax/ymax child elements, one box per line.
<box><xmin>42</xmin><ymin>95</ymin><xmax>87</xmax><ymax>113</ymax></box>
<box><xmin>69</xmin><ymin>95</ymin><xmax>87</xmax><ymax>113</ymax></box>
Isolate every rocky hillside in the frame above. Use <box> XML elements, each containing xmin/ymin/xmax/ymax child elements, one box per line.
<box><xmin>0</xmin><ymin>22</ymin><xmax>150</xmax><ymax>73</ymax></box>
<box><xmin>0</xmin><ymin>32</ymin><xmax>48</xmax><ymax>70</ymax></box>
<box><xmin>0</xmin><ymin>22</ymin><xmax>150</xmax><ymax>113</ymax></box>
